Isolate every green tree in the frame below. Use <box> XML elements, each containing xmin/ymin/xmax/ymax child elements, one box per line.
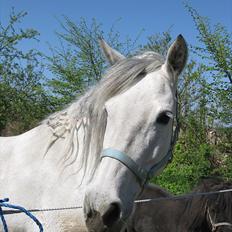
<box><xmin>47</xmin><ymin>17</ymin><xmax>139</xmax><ymax>108</ymax></box>
<box><xmin>0</xmin><ymin>10</ymin><xmax>52</xmax><ymax>135</ymax></box>
<box><xmin>184</xmin><ymin>2</ymin><xmax>232</xmax><ymax>125</ymax></box>
<box><xmin>141</xmin><ymin>30</ymin><xmax>172</xmax><ymax>56</ymax></box>
<box><xmin>185</xmin><ymin>2</ymin><xmax>232</xmax><ymax>180</ymax></box>
<box><xmin>154</xmin><ymin>141</ymin><xmax>212</xmax><ymax>194</ymax></box>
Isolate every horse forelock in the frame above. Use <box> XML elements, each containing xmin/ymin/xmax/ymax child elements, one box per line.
<box><xmin>42</xmin><ymin>52</ymin><xmax>164</xmax><ymax>180</ymax></box>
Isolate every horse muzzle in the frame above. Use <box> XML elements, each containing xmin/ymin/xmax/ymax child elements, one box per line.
<box><xmin>83</xmin><ymin>190</ymin><xmax>125</xmax><ymax>231</ymax></box>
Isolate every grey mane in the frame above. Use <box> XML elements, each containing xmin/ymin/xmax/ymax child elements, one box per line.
<box><xmin>43</xmin><ymin>51</ymin><xmax>165</xmax><ymax>180</ymax></box>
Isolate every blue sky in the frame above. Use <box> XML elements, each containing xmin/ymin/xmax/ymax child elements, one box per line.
<box><xmin>1</xmin><ymin>0</ymin><xmax>231</xmax><ymax>59</ymax></box>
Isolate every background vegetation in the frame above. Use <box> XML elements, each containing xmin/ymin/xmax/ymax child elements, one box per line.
<box><xmin>0</xmin><ymin>4</ymin><xmax>231</xmax><ymax>194</ymax></box>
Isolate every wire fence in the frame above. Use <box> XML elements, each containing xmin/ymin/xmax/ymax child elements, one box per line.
<box><xmin>134</xmin><ymin>188</ymin><xmax>232</xmax><ymax>203</ymax></box>
<box><xmin>2</xmin><ymin>188</ymin><xmax>232</xmax><ymax>215</ymax></box>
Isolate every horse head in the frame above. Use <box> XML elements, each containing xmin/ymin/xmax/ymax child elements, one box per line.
<box><xmin>83</xmin><ymin>35</ymin><xmax>188</xmax><ymax>231</ymax></box>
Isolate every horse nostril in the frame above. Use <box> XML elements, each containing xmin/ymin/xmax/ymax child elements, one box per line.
<box><xmin>86</xmin><ymin>209</ymin><xmax>93</xmax><ymax>219</ymax></box>
<box><xmin>102</xmin><ymin>202</ymin><xmax>121</xmax><ymax>227</ymax></box>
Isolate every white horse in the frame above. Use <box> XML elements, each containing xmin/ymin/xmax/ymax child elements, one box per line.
<box><xmin>0</xmin><ymin>35</ymin><xmax>187</xmax><ymax>232</ymax></box>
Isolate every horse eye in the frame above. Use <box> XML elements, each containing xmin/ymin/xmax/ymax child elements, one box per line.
<box><xmin>156</xmin><ymin>112</ymin><xmax>171</xmax><ymax>125</ymax></box>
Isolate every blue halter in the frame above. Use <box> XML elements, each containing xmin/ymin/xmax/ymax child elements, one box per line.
<box><xmin>101</xmin><ymin>148</ymin><xmax>173</xmax><ymax>186</ymax></box>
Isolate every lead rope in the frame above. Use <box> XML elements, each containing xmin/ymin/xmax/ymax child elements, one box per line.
<box><xmin>0</xmin><ymin>200</ymin><xmax>7</xmax><ymax>232</ymax></box>
<box><xmin>0</xmin><ymin>198</ymin><xmax>43</xmax><ymax>232</ymax></box>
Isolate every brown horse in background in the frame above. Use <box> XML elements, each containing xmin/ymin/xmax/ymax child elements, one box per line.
<box><xmin>117</xmin><ymin>178</ymin><xmax>232</xmax><ymax>232</ymax></box>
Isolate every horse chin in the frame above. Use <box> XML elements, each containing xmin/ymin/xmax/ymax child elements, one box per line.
<box><xmin>85</xmin><ymin>210</ymin><xmax>106</xmax><ymax>232</ymax></box>
<box><xmin>85</xmin><ymin>210</ymin><xmax>124</xmax><ymax>232</ymax></box>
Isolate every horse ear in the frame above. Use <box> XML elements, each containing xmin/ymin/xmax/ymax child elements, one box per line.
<box><xmin>99</xmin><ymin>39</ymin><xmax>125</xmax><ymax>65</ymax></box>
<box><xmin>165</xmin><ymin>34</ymin><xmax>188</xmax><ymax>76</ymax></box>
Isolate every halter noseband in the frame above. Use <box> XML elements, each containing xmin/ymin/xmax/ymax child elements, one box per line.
<box><xmin>207</xmin><ymin>209</ymin><xmax>232</xmax><ymax>231</ymax></box>
<box><xmin>101</xmin><ymin>148</ymin><xmax>173</xmax><ymax>186</ymax></box>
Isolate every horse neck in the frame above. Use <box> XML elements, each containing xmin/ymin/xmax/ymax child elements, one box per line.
<box><xmin>142</xmin><ymin>184</ymin><xmax>172</xmax><ymax>198</ymax></box>
<box><xmin>44</xmin><ymin>114</ymin><xmax>88</xmax><ymax>171</ymax></box>
<box><xmin>183</xmin><ymin>196</ymin><xmax>209</xmax><ymax>231</ymax></box>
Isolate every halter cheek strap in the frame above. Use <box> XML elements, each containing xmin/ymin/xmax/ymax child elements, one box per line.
<box><xmin>101</xmin><ymin>148</ymin><xmax>172</xmax><ymax>186</ymax></box>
